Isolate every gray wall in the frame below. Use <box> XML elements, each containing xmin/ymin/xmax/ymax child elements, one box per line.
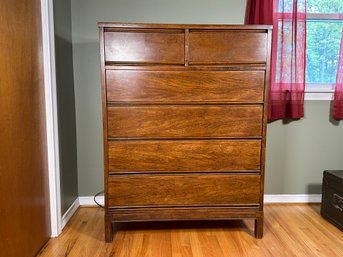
<box><xmin>71</xmin><ymin>0</ymin><xmax>343</xmax><ymax>196</ymax></box>
<box><xmin>266</xmin><ymin>101</ymin><xmax>343</xmax><ymax>194</ymax></box>
<box><xmin>54</xmin><ymin>0</ymin><xmax>78</xmax><ymax>214</ymax></box>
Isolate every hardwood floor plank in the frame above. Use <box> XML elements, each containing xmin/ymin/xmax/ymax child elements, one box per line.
<box><xmin>38</xmin><ymin>204</ymin><xmax>343</xmax><ymax>257</ymax></box>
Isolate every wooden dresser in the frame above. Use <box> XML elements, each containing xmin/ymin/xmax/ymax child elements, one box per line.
<box><xmin>98</xmin><ymin>23</ymin><xmax>272</xmax><ymax>242</ymax></box>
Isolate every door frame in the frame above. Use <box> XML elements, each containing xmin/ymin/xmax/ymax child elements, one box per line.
<box><xmin>40</xmin><ymin>0</ymin><xmax>62</xmax><ymax>237</ymax></box>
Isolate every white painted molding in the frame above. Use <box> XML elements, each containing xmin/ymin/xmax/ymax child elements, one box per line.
<box><xmin>40</xmin><ymin>0</ymin><xmax>62</xmax><ymax>237</ymax></box>
<box><xmin>264</xmin><ymin>194</ymin><xmax>322</xmax><ymax>203</ymax></box>
<box><xmin>61</xmin><ymin>198</ymin><xmax>80</xmax><ymax>229</ymax></box>
<box><xmin>305</xmin><ymin>92</ymin><xmax>333</xmax><ymax>100</ymax></box>
<box><xmin>78</xmin><ymin>195</ymin><xmax>321</xmax><ymax>207</ymax></box>
<box><xmin>79</xmin><ymin>196</ymin><xmax>105</xmax><ymax>206</ymax></box>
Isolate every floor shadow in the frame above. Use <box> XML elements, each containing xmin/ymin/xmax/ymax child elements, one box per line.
<box><xmin>118</xmin><ymin>219</ymin><xmax>250</xmax><ymax>231</ymax></box>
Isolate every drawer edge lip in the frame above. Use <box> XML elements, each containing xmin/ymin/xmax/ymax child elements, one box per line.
<box><xmin>106</xmin><ymin>103</ymin><xmax>265</xmax><ymax>107</ymax></box>
<box><xmin>107</xmin><ymin>138</ymin><xmax>263</xmax><ymax>141</ymax></box>
<box><xmin>105</xmin><ymin>62</ymin><xmax>185</xmax><ymax>66</ymax></box>
<box><xmin>108</xmin><ymin>171</ymin><xmax>262</xmax><ymax>175</ymax></box>
<box><xmin>105</xmin><ymin>64</ymin><xmax>267</xmax><ymax>70</ymax></box>
<box><xmin>108</xmin><ymin>204</ymin><xmax>260</xmax><ymax>210</ymax></box>
<box><xmin>106</xmin><ymin>101</ymin><xmax>265</xmax><ymax>106</ymax></box>
<box><xmin>188</xmin><ymin>61</ymin><xmax>266</xmax><ymax>66</ymax></box>
<box><xmin>107</xmin><ymin>137</ymin><xmax>263</xmax><ymax>141</ymax></box>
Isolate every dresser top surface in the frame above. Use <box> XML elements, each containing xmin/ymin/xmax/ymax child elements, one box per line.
<box><xmin>98</xmin><ymin>22</ymin><xmax>272</xmax><ymax>30</ymax></box>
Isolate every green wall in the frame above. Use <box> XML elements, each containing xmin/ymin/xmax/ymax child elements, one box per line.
<box><xmin>54</xmin><ymin>0</ymin><xmax>78</xmax><ymax>214</ymax></box>
<box><xmin>266</xmin><ymin>101</ymin><xmax>343</xmax><ymax>194</ymax></box>
<box><xmin>70</xmin><ymin>0</ymin><xmax>343</xmax><ymax>196</ymax></box>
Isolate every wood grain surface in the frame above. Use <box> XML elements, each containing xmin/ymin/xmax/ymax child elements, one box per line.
<box><xmin>100</xmin><ymin>24</ymin><xmax>272</xmax><ymax>241</ymax></box>
<box><xmin>104</xmin><ymin>30</ymin><xmax>184</xmax><ymax>64</ymax></box>
<box><xmin>108</xmin><ymin>174</ymin><xmax>260</xmax><ymax>207</ymax></box>
<box><xmin>106</xmin><ymin>70</ymin><xmax>265</xmax><ymax>102</ymax></box>
<box><xmin>0</xmin><ymin>1</ymin><xmax>51</xmax><ymax>257</ymax></box>
<box><xmin>107</xmin><ymin>105</ymin><xmax>263</xmax><ymax>138</ymax></box>
<box><xmin>108</xmin><ymin>140</ymin><xmax>261</xmax><ymax>172</ymax></box>
<box><xmin>189</xmin><ymin>31</ymin><xmax>267</xmax><ymax>64</ymax></box>
<box><xmin>38</xmin><ymin>205</ymin><xmax>343</xmax><ymax>257</ymax></box>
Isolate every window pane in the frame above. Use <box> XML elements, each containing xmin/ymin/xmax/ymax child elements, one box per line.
<box><xmin>306</xmin><ymin>21</ymin><xmax>342</xmax><ymax>84</ymax></box>
<box><xmin>307</xmin><ymin>0</ymin><xmax>343</xmax><ymax>14</ymax></box>
<box><xmin>278</xmin><ymin>0</ymin><xmax>305</xmax><ymax>13</ymax></box>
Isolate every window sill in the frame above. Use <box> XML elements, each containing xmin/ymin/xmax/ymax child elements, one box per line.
<box><xmin>304</xmin><ymin>92</ymin><xmax>333</xmax><ymax>100</ymax></box>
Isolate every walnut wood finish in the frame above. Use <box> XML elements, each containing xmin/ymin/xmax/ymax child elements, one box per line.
<box><xmin>104</xmin><ymin>30</ymin><xmax>184</xmax><ymax>64</ymax></box>
<box><xmin>108</xmin><ymin>140</ymin><xmax>261</xmax><ymax>172</ymax></box>
<box><xmin>106</xmin><ymin>70</ymin><xmax>265</xmax><ymax>102</ymax></box>
<box><xmin>107</xmin><ymin>105</ymin><xmax>263</xmax><ymax>138</ymax></box>
<box><xmin>189</xmin><ymin>31</ymin><xmax>267</xmax><ymax>64</ymax></box>
<box><xmin>0</xmin><ymin>0</ymin><xmax>51</xmax><ymax>256</ymax></box>
<box><xmin>99</xmin><ymin>23</ymin><xmax>272</xmax><ymax>242</ymax></box>
<box><xmin>108</xmin><ymin>174</ymin><xmax>260</xmax><ymax>207</ymax></box>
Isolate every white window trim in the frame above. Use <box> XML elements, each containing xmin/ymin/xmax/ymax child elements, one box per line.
<box><xmin>305</xmin><ymin>91</ymin><xmax>334</xmax><ymax>100</ymax></box>
<box><xmin>305</xmin><ymin>13</ymin><xmax>342</xmax><ymax>100</ymax></box>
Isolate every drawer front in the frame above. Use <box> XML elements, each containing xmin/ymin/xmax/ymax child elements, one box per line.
<box><xmin>189</xmin><ymin>31</ymin><xmax>267</xmax><ymax>64</ymax></box>
<box><xmin>104</xmin><ymin>30</ymin><xmax>184</xmax><ymax>64</ymax></box>
<box><xmin>108</xmin><ymin>140</ymin><xmax>261</xmax><ymax>172</ymax></box>
<box><xmin>108</xmin><ymin>174</ymin><xmax>261</xmax><ymax>207</ymax></box>
<box><xmin>108</xmin><ymin>105</ymin><xmax>263</xmax><ymax>138</ymax></box>
<box><xmin>106</xmin><ymin>70</ymin><xmax>265</xmax><ymax>102</ymax></box>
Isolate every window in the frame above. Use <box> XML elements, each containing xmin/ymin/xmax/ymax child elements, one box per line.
<box><xmin>306</xmin><ymin>0</ymin><xmax>343</xmax><ymax>98</ymax></box>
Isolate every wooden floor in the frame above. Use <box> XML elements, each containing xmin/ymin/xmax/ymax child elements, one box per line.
<box><xmin>37</xmin><ymin>204</ymin><xmax>343</xmax><ymax>257</ymax></box>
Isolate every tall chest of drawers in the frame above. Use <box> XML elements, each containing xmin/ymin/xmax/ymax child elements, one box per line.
<box><xmin>98</xmin><ymin>23</ymin><xmax>272</xmax><ymax>242</ymax></box>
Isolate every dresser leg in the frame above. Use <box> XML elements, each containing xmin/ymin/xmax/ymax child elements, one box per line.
<box><xmin>254</xmin><ymin>214</ymin><xmax>264</xmax><ymax>238</ymax></box>
<box><xmin>105</xmin><ymin>214</ymin><xmax>113</xmax><ymax>242</ymax></box>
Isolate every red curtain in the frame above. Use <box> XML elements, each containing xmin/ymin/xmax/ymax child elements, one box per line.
<box><xmin>270</xmin><ymin>0</ymin><xmax>306</xmax><ymax>120</ymax></box>
<box><xmin>245</xmin><ymin>0</ymin><xmax>273</xmax><ymax>25</ymax></box>
<box><xmin>246</xmin><ymin>0</ymin><xmax>307</xmax><ymax>120</ymax></box>
<box><xmin>333</xmin><ymin>31</ymin><xmax>343</xmax><ymax>120</ymax></box>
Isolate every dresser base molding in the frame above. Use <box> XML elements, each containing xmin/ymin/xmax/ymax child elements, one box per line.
<box><xmin>78</xmin><ymin>194</ymin><xmax>322</xmax><ymax>207</ymax></box>
<box><xmin>105</xmin><ymin>207</ymin><xmax>263</xmax><ymax>242</ymax></box>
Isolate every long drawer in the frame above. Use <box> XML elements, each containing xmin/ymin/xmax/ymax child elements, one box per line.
<box><xmin>108</xmin><ymin>174</ymin><xmax>261</xmax><ymax>207</ymax></box>
<box><xmin>108</xmin><ymin>140</ymin><xmax>261</xmax><ymax>173</ymax></box>
<box><xmin>106</xmin><ymin>70</ymin><xmax>265</xmax><ymax>102</ymax></box>
<box><xmin>189</xmin><ymin>30</ymin><xmax>267</xmax><ymax>64</ymax></box>
<box><xmin>107</xmin><ymin>105</ymin><xmax>263</xmax><ymax>138</ymax></box>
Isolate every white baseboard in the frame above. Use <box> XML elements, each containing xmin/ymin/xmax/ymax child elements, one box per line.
<box><xmin>79</xmin><ymin>196</ymin><xmax>105</xmax><ymax>206</ymax></box>
<box><xmin>61</xmin><ymin>198</ymin><xmax>80</xmax><ymax>229</ymax></box>
<box><xmin>264</xmin><ymin>194</ymin><xmax>322</xmax><ymax>203</ymax></box>
<box><xmin>76</xmin><ymin>194</ymin><xmax>321</xmax><ymax>208</ymax></box>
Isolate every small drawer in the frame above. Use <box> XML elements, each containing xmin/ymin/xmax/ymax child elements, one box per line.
<box><xmin>108</xmin><ymin>140</ymin><xmax>261</xmax><ymax>173</ymax></box>
<box><xmin>108</xmin><ymin>174</ymin><xmax>261</xmax><ymax>207</ymax></box>
<box><xmin>107</xmin><ymin>105</ymin><xmax>263</xmax><ymax>138</ymax></box>
<box><xmin>189</xmin><ymin>30</ymin><xmax>267</xmax><ymax>64</ymax></box>
<box><xmin>106</xmin><ymin>70</ymin><xmax>265</xmax><ymax>102</ymax></box>
<box><xmin>104</xmin><ymin>29</ymin><xmax>184</xmax><ymax>64</ymax></box>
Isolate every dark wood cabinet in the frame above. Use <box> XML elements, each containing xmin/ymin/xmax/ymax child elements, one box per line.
<box><xmin>98</xmin><ymin>23</ymin><xmax>272</xmax><ymax>242</ymax></box>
